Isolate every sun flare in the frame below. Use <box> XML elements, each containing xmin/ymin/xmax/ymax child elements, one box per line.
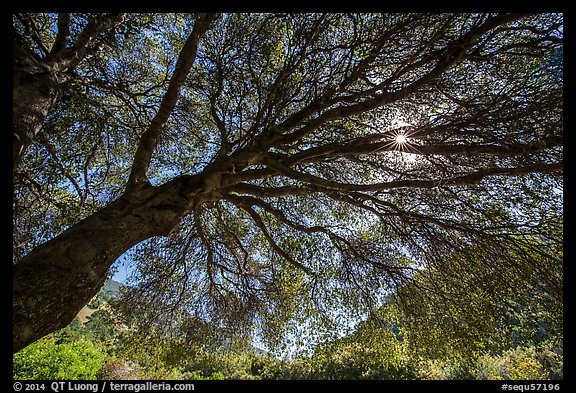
<box><xmin>395</xmin><ymin>134</ymin><xmax>408</xmax><ymax>144</ymax></box>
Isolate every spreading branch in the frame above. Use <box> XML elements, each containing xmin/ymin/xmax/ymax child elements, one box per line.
<box><xmin>127</xmin><ymin>13</ymin><xmax>216</xmax><ymax>193</ymax></box>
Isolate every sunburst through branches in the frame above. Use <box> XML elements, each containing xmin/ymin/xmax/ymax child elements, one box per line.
<box><xmin>380</xmin><ymin>127</ymin><xmax>417</xmax><ymax>154</ymax></box>
<box><xmin>395</xmin><ymin>133</ymin><xmax>407</xmax><ymax>145</ymax></box>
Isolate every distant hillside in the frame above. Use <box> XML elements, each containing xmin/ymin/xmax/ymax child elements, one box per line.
<box><xmin>74</xmin><ymin>278</ymin><xmax>272</xmax><ymax>356</ymax></box>
<box><xmin>102</xmin><ymin>279</ymin><xmax>123</xmax><ymax>298</ymax></box>
<box><xmin>75</xmin><ymin>279</ymin><xmax>124</xmax><ymax>324</ymax></box>
<box><xmin>76</xmin><ymin>304</ymin><xmax>97</xmax><ymax>324</ymax></box>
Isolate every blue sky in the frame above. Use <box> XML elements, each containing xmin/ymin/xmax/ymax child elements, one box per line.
<box><xmin>110</xmin><ymin>255</ymin><xmax>131</xmax><ymax>284</ymax></box>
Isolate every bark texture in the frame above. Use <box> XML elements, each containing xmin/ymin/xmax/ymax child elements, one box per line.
<box><xmin>13</xmin><ymin>13</ymin><xmax>216</xmax><ymax>353</ymax></box>
<box><xmin>13</xmin><ymin>13</ymin><xmax>125</xmax><ymax>171</ymax></box>
<box><xmin>12</xmin><ymin>13</ymin><xmax>562</xmax><ymax>354</ymax></box>
<box><xmin>13</xmin><ymin>176</ymin><xmax>201</xmax><ymax>352</ymax></box>
<box><xmin>13</xmin><ymin>44</ymin><xmax>63</xmax><ymax>170</ymax></box>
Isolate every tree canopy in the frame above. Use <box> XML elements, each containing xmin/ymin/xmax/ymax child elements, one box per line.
<box><xmin>13</xmin><ymin>13</ymin><xmax>562</xmax><ymax>355</ymax></box>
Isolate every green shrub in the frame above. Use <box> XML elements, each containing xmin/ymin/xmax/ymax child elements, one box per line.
<box><xmin>182</xmin><ymin>370</ymin><xmax>225</xmax><ymax>380</ymax></box>
<box><xmin>14</xmin><ymin>339</ymin><xmax>106</xmax><ymax>380</ymax></box>
<box><xmin>281</xmin><ymin>329</ymin><xmax>418</xmax><ymax>380</ymax></box>
<box><xmin>501</xmin><ymin>347</ymin><xmax>549</xmax><ymax>380</ymax></box>
<box><xmin>415</xmin><ymin>345</ymin><xmax>562</xmax><ymax>380</ymax></box>
<box><xmin>472</xmin><ymin>346</ymin><xmax>561</xmax><ymax>380</ymax></box>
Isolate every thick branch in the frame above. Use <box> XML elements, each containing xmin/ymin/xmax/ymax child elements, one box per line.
<box><xmin>46</xmin><ymin>13</ymin><xmax>125</xmax><ymax>70</ymax></box>
<box><xmin>16</xmin><ymin>14</ymin><xmax>50</xmax><ymax>57</ymax></box>
<box><xmin>263</xmin><ymin>157</ymin><xmax>562</xmax><ymax>193</ymax></box>
<box><xmin>13</xmin><ymin>174</ymin><xmax>198</xmax><ymax>352</ymax></box>
<box><xmin>256</xmin><ymin>15</ymin><xmax>414</xmax><ymax>143</ymax></box>
<box><xmin>268</xmin><ymin>14</ymin><xmax>528</xmax><ymax>149</ymax></box>
<box><xmin>50</xmin><ymin>13</ymin><xmax>71</xmax><ymax>55</ymax></box>
<box><xmin>281</xmin><ymin>134</ymin><xmax>564</xmax><ymax>165</ymax></box>
<box><xmin>127</xmin><ymin>13</ymin><xmax>216</xmax><ymax>193</ymax></box>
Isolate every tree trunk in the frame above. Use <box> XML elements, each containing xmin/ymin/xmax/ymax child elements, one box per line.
<box><xmin>12</xmin><ymin>44</ymin><xmax>63</xmax><ymax>170</ymax></box>
<box><xmin>12</xmin><ymin>176</ymin><xmax>201</xmax><ymax>353</ymax></box>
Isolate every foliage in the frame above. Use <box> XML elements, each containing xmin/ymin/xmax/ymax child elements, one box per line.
<box><xmin>390</xmin><ymin>235</ymin><xmax>563</xmax><ymax>361</ymax></box>
<box><xmin>97</xmin><ymin>359</ymin><xmax>144</xmax><ymax>380</ymax></box>
<box><xmin>183</xmin><ymin>370</ymin><xmax>226</xmax><ymax>380</ymax></box>
<box><xmin>415</xmin><ymin>345</ymin><xmax>562</xmax><ymax>380</ymax></box>
<box><xmin>13</xmin><ymin>12</ymin><xmax>562</xmax><ymax>371</ymax></box>
<box><xmin>282</xmin><ymin>319</ymin><xmax>417</xmax><ymax>380</ymax></box>
<box><xmin>13</xmin><ymin>290</ymin><xmax>563</xmax><ymax>380</ymax></box>
<box><xmin>13</xmin><ymin>338</ymin><xmax>106</xmax><ymax>380</ymax></box>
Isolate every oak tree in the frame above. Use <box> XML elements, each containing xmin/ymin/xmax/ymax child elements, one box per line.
<box><xmin>13</xmin><ymin>13</ymin><xmax>562</xmax><ymax>353</ymax></box>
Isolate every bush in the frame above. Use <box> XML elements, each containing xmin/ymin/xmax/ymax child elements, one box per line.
<box><xmin>281</xmin><ymin>332</ymin><xmax>418</xmax><ymax>380</ymax></box>
<box><xmin>500</xmin><ymin>347</ymin><xmax>549</xmax><ymax>380</ymax></box>
<box><xmin>13</xmin><ymin>339</ymin><xmax>106</xmax><ymax>380</ymax></box>
<box><xmin>97</xmin><ymin>359</ymin><xmax>143</xmax><ymax>380</ymax></box>
<box><xmin>414</xmin><ymin>345</ymin><xmax>562</xmax><ymax>380</ymax></box>
<box><xmin>471</xmin><ymin>346</ymin><xmax>561</xmax><ymax>380</ymax></box>
<box><xmin>178</xmin><ymin>349</ymin><xmax>261</xmax><ymax>380</ymax></box>
<box><xmin>182</xmin><ymin>370</ymin><xmax>226</xmax><ymax>380</ymax></box>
